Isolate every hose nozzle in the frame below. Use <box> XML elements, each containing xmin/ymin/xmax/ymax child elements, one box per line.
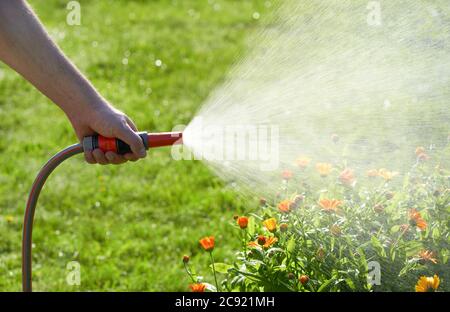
<box><xmin>82</xmin><ymin>131</ymin><xmax>183</xmax><ymax>154</ymax></box>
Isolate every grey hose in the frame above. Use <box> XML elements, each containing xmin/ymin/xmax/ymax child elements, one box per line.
<box><xmin>22</xmin><ymin>143</ymin><xmax>83</xmax><ymax>292</ymax></box>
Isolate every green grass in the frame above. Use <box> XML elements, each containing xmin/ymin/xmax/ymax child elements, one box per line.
<box><xmin>0</xmin><ymin>0</ymin><xmax>270</xmax><ymax>291</ymax></box>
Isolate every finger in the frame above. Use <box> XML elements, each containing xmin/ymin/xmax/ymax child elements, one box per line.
<box><xmin>115</xmin><ymin>122</ymin><xmax>147</xmax><ymax>158</ymax></box>
<box><xmin>84</xmin><ymin>151</ymin><xmax>96</xmax><ymax>164</ymax></box>
<box><xmin>105</xmin><ymin>151</ymin><xmax>127</xmax><ymax>165</ymax></box>
<box><xmin>92</xmin><ymin>149</ymin><xmax>108</xmax><ymax>165</ymax></box>
<box><xmin>125</xmin><ymin>116</ymin><xmax>138</xmax><ymax>132</ymax></box>
<box><xmin>124</xmin><ymin>153</ymin><xmax>139</xmax><ymax>162</ymax></box>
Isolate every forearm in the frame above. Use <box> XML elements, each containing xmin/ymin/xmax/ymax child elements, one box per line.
<box><xmin>0</xmin><ymin>0</ymin><xmax>104</xmax><ymax>120</ymax></box>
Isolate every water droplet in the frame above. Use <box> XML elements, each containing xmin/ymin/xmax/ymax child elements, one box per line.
<box><xmin>155</xmin><ymin>59</ymin><xmax>162</xmax><ymax>67</ymax></box>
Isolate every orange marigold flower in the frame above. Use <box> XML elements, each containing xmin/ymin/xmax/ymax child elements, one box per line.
<box><xmin>189</xmin><ymin>283</ymin><xmax>206</xmax><ymax>292</ymax></box>
<box><xmin>278</xmin><ymin>199</ymin><xmax>293</xmax><ymax>213</ymax></box>
<box><xmin>339</xmin><ymin>168</ymin><xmax>355</xmax><ymax>186</ymax></box>
<box><xmin>318</xmin><ymin>199</ymin><xmax>342</xmax><ymax>213</ymax></box>
<box><xmin>250</xmin><ymin>235</ymin><xmax>278</xmax><ymax>249</ymax></box>
<box><xmin>280</xmin><ymin>223</ymin><xmax>288</xmax><ymax>232</ymax></box>
<box><xmin>418</xmin><ymin>250</ymin><xmax>437</xmax><ymax>264</ymax></box>
<box><xmin>237</xmin><ymin>216</ymin><xmax>249</xmax><ymax>229</ymax></box>
<box><xmin>316</xmin><ymin>163</ymin><xmax>332</xmax><ymax>177</ymax></box>
<box><xmin>378</xmin><ymin>168</ymin><xmax>398</xmax><ymax>181</ymax></box>
<box><xmin>409</xmin><ymin>209</ymin><xmax>427</xmax><ymax>231</ymax></box>
<box><xmin>257</xmin><ymin>235</ymin><xmax>266</xmax><ymax>246</ymax></box>
<box><xmin>199</xmin><ymin>236</ymin><xmax>215</xmax><ymax>252</ymax></box>
<box><xmin>263</xmin><ymin>236</ymin><xmax>278</xmax><ymax>248</ymax></box>
<box><xmin>415</xmin><ymin>146</ymin><xmax>426</xmax><ymax>156</ymax></box>
<box><xmin>366</xmin><ymin>169</ymin><xmax>379</xmax><ymax>177</ymax></box>
<box><xmin>296</xmin><ymin>156</ymin><xmax>311</xmax><ymax>168</ymax></box>
<box><xmin>282</xmin><ymin>170</ymin><xmax>293</xmax><ymax>180</ymax></box>
<box><xmin>263</xmin><ymin>218</ymin><xmax>277</xmax><ymax>233</ymax></box>
<box><xmin>415</xmin><ymin>274</ymin><xmax>440</xmax><ymax>292</ymax></box>
<box><xmin>417</xmin><ymin>152</ymin><xmax>430</xmax><ymax>162</ymax></box>
<box><xmin>299</xmin><ymin>275</ymin><xmax>309</xmax><ymax>285</ymax></box>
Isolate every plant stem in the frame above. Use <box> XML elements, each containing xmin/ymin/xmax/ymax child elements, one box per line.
<box><xmin>210</xmin><ymin>252</ymin><xmax>220</xmax><ymax>291</ymax></box>
<box><xmin>184</xmin><ymin>263</ymin><xmax>196</xmax><ymax>283</ymax></box>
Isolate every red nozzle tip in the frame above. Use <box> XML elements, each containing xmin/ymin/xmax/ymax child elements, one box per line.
<box><xmin>147</xmin><ymin>131</ymin><xmax>183</xmax><ymax>149</ymax></box>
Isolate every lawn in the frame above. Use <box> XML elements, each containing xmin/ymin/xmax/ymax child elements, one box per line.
<box><xmin>0</xmin><ymin>0</ymin><xmax>270</xmax><ymax>291</ymax></box>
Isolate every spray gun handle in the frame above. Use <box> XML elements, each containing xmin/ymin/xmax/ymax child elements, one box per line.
<box><xmin>82</xmin><ymin>132</ymin><xmax>149</xmax><ymax>155</ymax></box>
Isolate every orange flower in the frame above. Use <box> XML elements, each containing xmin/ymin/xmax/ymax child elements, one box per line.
<box><xmin>366</xmin><ymin>169</ymin><xmax>379</xmax><ymax>178</ymax></box>
<box><xmin>409</xmin><ymin>209</ymin><xmax>427</xmax><ymax>230</ymax></box>
<box><xmin>249</xmin><ymin>235</ymin><xmax>278</xmax><ymax>249</ymax></box>
<box><xmin>378</xmin><ymin>168</ymin><xmax>398</xmax><ymax>181</ymax></box>
<box><xmin>257</xmin><ymin>235</ymin><xmax>266</xmax><ymax>246</ymax></box>
<box><xmin>262</xmin><ymin>236</ymin><xmax>278</xmax><ymax>248</ymax></box>
<box><xmin>318</xmin><ymin>199</ymin><xmax>342</xmax><ymax>213</ymax></box>
<box><xmin>339</xmin><ymin>168</ymin><xmax>355</xmax><ymax>186</ymax></box>
<box><xmin>263</xmin><ymin>218</ymin><xmax>277</xmax><ymax>233</ymax></box>
<box><xmin>415</xmin><ymin>146</ymin><xmax>426</xmax><ymax>156</ymax></box>
<box><xmin>237</xmin><ymin>216</ymin><xmax>249</xmax><ymax>229</ymax></box>
<box><xmin>189</xmin><ymin>283</ymin><xmax>206</xmax><ymax>292</ymax></box>
<box><xmin>278</xmin><ymin>199</ymin><xmax>293</xmax><ymax>213</ymax></box>
<box><xmin>183</xmin><ymin>255</ymin><xmax>190</xmax><ymax>263</ymax></box>
<box><xmin>417</xmin><ymin>152</ymin><xmax>430</xmax><ymax>162</ymax></box>
<box><xmin>415</xmin><ymin>274</ymin><xmax>440</xmax><ymax>292</ymax></box>
<box><xmin>296</xmin><ymin>156</ymin><xmax>311</xmax><ymax>168</ymax></box>
<box><xmin>199</xmin><ymin>236</ymin><xmax>215</xmax><ymax>252</ymax></box>
<box><xmin>282</xmin><ymin>170</ymin><xmax>293</xmax><ymax>180</ymax></box>
<box><xmin>316</xmin><ymin>163</ymin><xmax>332</xmax><ymax>177</ymax></box>
<box><xmin>299</xmin><ymin>275</ymin><xmax>309</xmax><ymax>285</ymax></box>
<box><xmin>418</xmin><ymin>250</ymin><xmax>437</xmax><ymax>264</ymax></box>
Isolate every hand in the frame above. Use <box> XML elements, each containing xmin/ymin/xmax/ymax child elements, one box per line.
<box><xmin>68</xmin><ymin>102</ymin><xmax>147</xmax><ymax>165</ymax></box>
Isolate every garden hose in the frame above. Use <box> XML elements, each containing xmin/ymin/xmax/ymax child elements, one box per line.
<box><xmin>22</xmin><ymin>131</ymin><xmax>182</xmax><ymax>292</ymax></box>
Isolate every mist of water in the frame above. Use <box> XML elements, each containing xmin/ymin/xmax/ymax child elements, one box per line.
<box><xmin>181</xmin><ymin>0</ymin><xmax>450</xmax><ymax>195</ymax></box>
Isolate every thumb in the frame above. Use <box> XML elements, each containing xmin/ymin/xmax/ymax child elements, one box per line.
<box><xmin>114</xmin><ymin>122</ymin><xmax>147</xmax><ymax>158</ymax></box>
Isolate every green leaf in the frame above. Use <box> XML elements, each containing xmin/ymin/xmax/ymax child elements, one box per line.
<box><xmin>287</xmin><ymin>236</ymin><xmax>296</xmax><ymax>254</ymax></box>
<box><xmin>370</xmin><ymin>236</ymin><xmax>386</xmax><ymax>257</ymax></box>
<box><xmin>317</xmin><ymin>276</ymin><xmax>336</xmax><ymax>292</ymax></box>
<box><xmin>432</xmin><ymin>227</ymin><xmax>440</xmax><ymax>240</ymax></box>
<box><xmin>210</xmin><ymin>263</ymin><xmax>232</xmax><ymax>274</ymax></box>
<box><xmin>247</xmin><ymin>217</ymin><xmax>256</xmax><ymax>236</ymax></box>
<box><xmin>403</xmin><ymin>241</ymin><xmax>423</xmax><ymax>257</ymax></box>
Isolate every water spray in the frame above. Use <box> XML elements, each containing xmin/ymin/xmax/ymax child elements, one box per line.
<box><xmin>22</xmin><ymin>131</ymin><xmax>183</xmax><ymax>292</ymax></box>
